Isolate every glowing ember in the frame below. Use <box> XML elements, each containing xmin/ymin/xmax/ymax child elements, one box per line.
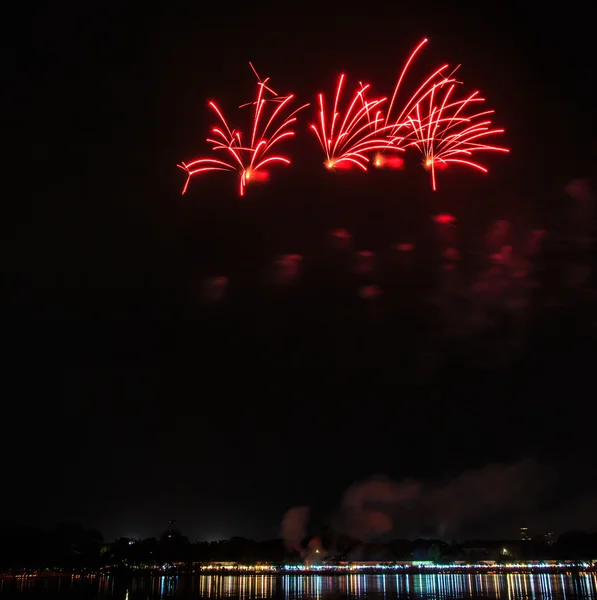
<box><xmin>373</xmin><ymin>154</ymin><xmax>404</xmax><ymax>169</ymax></box>
<box><xmin>434</xmin><ymin>213</ymin><xmax>456</xmax><ymax>224</ymax></box>
<box><xmin>358</xmin><ymin>284</ymin><xmax>382</xmax><ymax>299</ymax></box>
<box><xmin>395</xmin><ymin>243</ymin><xmax>415</xmax><ymax>252</ymax></box>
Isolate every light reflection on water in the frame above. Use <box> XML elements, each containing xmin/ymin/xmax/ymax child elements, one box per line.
<box><xmin>1</xmin><ymin>573</ymin><xmax>596</xmax><ymax>600</ymax></box>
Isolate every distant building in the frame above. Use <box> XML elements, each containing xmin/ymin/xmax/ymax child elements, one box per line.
<box><xmin>520</xmin><ymin>527</ymin><xmax>531</xmax><ymax>541</ymax></box>
<box><xmin>539</xmin><ymin>532</ymin><xmax>555</xmax><ymax>546</ymax></box>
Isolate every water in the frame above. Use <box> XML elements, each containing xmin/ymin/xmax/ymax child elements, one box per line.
<box><xmin>2</xmin><ymin>573</ymin><xmax>597</xmax><ymax>600</ymax></box>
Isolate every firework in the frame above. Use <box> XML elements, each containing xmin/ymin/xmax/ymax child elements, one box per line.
<box><xmin>309</xmin><ymin>75</ymin><xmax>400</xmax><ymax>171</ymax></box>
<box><xmin>178</xmin><ymin>41</ymin><xmax>509</xmax><ymax>193</ymax></box>
<box><xmin>383</xmin><ymin>39</ymin><xmax>455</xmax><ymax>136</ymax></box>
<box><xmin>373</xmin><ymin>38</ymin><xmax>508</xmax><ymax>187</ymax></box>
<box><xmin>372</xmin><ymin>153</ymin><xmax>404</xmax><ymax>169</ymax></box>
<box><xmin>178</xmin><ymin>65</ymin><xmax>308</xmax><ymax>196</ymax></box>
<box><xmin>364</xmin><ymin>36</ymin><xmax>460</xmax><ymax>165</ymax></box>
<box><xmin>402</xmin><ymin>82</ymin><xmax>510</xmax><ymax>190</ymax></box>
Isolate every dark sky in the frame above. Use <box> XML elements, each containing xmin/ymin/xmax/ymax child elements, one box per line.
<box><xmin>11</xmin><ymin>2</ymin><xmax>596</xmax><ymax>543</ymax></box>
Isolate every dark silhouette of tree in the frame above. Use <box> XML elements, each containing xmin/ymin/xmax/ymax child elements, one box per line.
<box><xmin>157</xmin><ymin>528</ymin><xmax>190</xmax><ymax>564</ymax></box>
<box><xmin>556</xmin><ymin>531</ymin><xmax>597</xmax><ymax>560</ymax></box>
<box><xmin>1</xmin><ymin>521</ymin><xmax>597</xmax><ymax>570</ymax></box>
<box><xmin>430</xmin><ymin>542</ymin><xmax>442</xmax><ymax>562</ymax></box>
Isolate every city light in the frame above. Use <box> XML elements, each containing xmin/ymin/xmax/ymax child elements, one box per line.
<box><xmin>195</xmin><ymin>560</ymin><xmax>596</xmax><ymax>573</ymax></box>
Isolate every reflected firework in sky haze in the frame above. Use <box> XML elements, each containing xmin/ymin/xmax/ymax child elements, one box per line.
<box><xmin>192</xmin><ymin>178</ymin><xmax>595</xmax><ymax>375</ymax></box>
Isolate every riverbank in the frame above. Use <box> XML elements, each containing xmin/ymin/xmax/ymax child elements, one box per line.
<box><xmin>2</xmin><ymin>564</ymin><xmax>596</xmax><ymax>578</ymax></box>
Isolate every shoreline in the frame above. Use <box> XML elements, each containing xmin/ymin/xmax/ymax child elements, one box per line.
<box><xmin>2</xmin><ymin>566</ymin><xmax>596</xmax><ymax>578</ymax></box>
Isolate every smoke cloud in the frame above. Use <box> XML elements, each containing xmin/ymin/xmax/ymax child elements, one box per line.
<box><xmin>281</xmin><ymin>459</ymin><xmax>594</xmax><ymax>551</ymax></box>
<box><xmin>336</xmin><ymin>459</ymin><xmax>555</xmax><ymax>540</ymax></box>
<box><xmin>337</xmin><ymin>475</ymin><xmax>421</xmax><ymax>540</ymax></box>
<box><xmin>565</xmin><ymin>178</ymin><xmax>593</xmax><ymax>203</ymax></box>
<box><xmin>305</xmin><ymin>535</ymin><xmax>327</xmax><ymax>561</ymax></box>
<box><xmin>281</xmin><ymin>506</ymin><xmax>309</xmax><ymax>553</ymax></box>
<box><xmin>422</xmin><ymin>458</ymin><xmax>551</xmax><ymax>536</ymax></box>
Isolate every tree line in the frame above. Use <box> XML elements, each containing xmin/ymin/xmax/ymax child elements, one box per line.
<box><xmin>1</xmin><ymin>523</ymin><xmax>596</xmax><ymax>571</ymax></box>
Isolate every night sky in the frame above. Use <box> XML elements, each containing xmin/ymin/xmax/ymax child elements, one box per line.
<box><xmin>12</xmin><ymin>2</ymin><xmax>596</xmax><ymax>543</ymax></box>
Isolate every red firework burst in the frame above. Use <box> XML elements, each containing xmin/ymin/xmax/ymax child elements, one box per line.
<box><xmin>178</xmin><ymin>64</ymin><xmax>308</xmax><ymax>196</ymax></box>
<box><xmin>402</xmin><ymin>81</ymin><xmax>510</xmax><ymax>190</ymax></box>
<box><xmin>367</xmin><ymin>38</ymin><xmax>462</xmax><ymax>169</ymax></box>
<box><xmin>383</xmin><ymin>39</ymin><xmax>456</xmax><ymax>136</ymax></box>
<box><xmin>309</xmin><ymin>75</ymin><xmax>400</xmax><ymax>171</ymax></box>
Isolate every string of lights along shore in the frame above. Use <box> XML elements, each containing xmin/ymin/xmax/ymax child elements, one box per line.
<box><xmin>177</xmin><ymin>38</ymin><xmax>510</xmax><ymax>196</ymax></box>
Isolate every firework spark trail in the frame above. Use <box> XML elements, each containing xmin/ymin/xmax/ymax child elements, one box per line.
<box><xmin>369</xmin><ymin>38</ymin><xmax>462</xmax><ymax>168</ymax></box>
<box><xmin>178</xmin><ymin>66</ymin><xmax>308</xmax><ymax>196</ymax></box>
<box><xmin>381</xmin><ymin>39</ymin><xmax>459</xmax><ymax>141</ymax></box>
<box><xmin>401</xmin><ymin>82</ymin><xmax>510</xmax><ymax>190</ymax></box>
<box><xmin>309</xmin><ymin>75</ymin><xmax>402</xmax><ymax>171</ymax></box>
